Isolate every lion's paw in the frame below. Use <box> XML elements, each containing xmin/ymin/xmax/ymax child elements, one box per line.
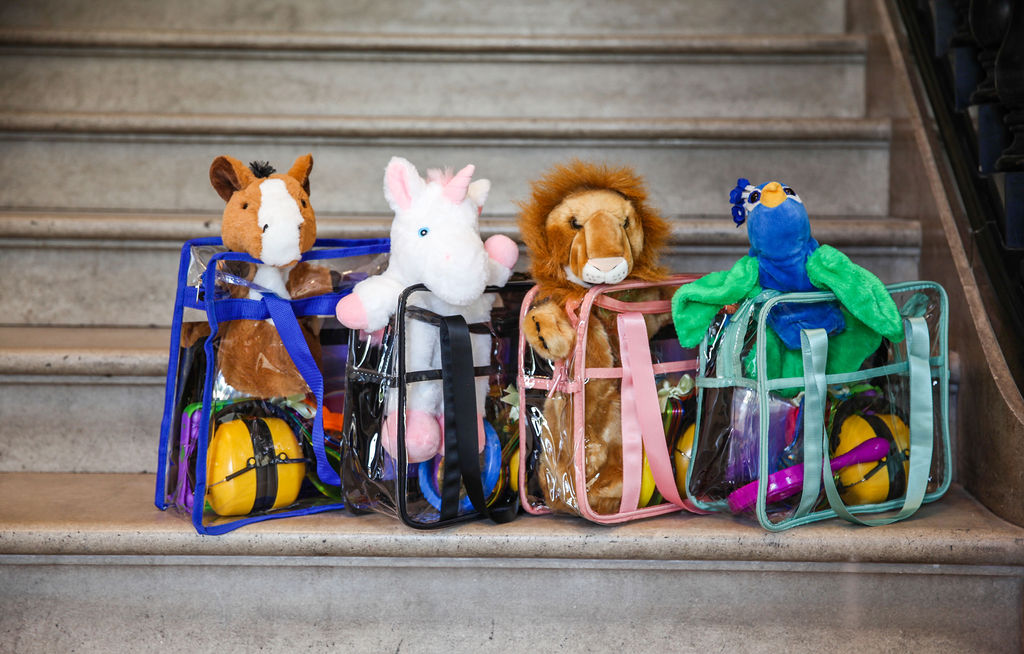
<box><xmin>524</xmin><ymin>302</ymin><xmax>575</xmax><ymax>361</ymax></box>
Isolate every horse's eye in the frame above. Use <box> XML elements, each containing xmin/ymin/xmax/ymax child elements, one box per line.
<box><xmin>242</xmin><ymin>202</ymin><xmax>249</xmax><ymax>210</ymax></box>
<box><xmin>262</xmin><ymin>224</ymin><xmax>269</xmax><ymax>233</ymax></box>
<box><xmin>570</xmin><ymin>217</ymin><xmax>581</xmax><ymax>230</ymax></box>
<box><xmin>301</xmin><ymin>199</ymin><xmax>307</xmax><ymax>208</ymax></box>
<box><xmin>748</xmin><ymin>190</ymin><xmax>761</xmax><ymax>204</ymax></box>
<box><xmin>418</xmin><ymin>228</ymin><xmax>429</xmax><ymax>237</ymax></box>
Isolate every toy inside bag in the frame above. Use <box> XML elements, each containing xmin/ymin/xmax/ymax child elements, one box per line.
<box><xmin>158</xmin><ymin>155</ymin><xmax>389</xmax><ymax>534</ymax></box>
<box><xmin>675</xmin><ymin>179</ymin><xmax>950</xmax><ymax>528</ymax></box>
<box><xmin>335</xmin><ymin>157</ymin><xmax>523</xmax><ymax>526</ymax></box>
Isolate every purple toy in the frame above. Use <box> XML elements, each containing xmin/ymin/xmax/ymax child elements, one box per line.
<box><xmin>727</xmin><ymin>437</ymin><xmax>890</xmax><ymax>513</ymax></box>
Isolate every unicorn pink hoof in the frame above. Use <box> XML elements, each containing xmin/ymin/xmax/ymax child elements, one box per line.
<box><xmin>484</xmin><ymin>234</ymin><xmax>519</xmax><ymax>270</ymax></box>
<box><xmin>383</xmin><ymin>410</ymin><xmax>442</xmax><ymax>463</ymax></box>
<box><xmin>335</xmin><ymin>293</ymin><xmax>368</xmax><ymax>330</ymax></box>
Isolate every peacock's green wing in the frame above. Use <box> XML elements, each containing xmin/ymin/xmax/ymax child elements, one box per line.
<box><xmin>806</xmin><ymin>245</ymin><xmax>904</xmax><ymax>343</ymax></box>
<box><xmin>826</xmin><ymin>308</ymin><xmax>884</xmax><ymax>374</ymax></box>
<box><xmin>672</xmin><ymin>256</ymin><xmax>760</xmax><ymax>347</ymax></box>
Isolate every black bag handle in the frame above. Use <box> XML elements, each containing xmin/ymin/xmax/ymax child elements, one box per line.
<box><xmin>438</xmin><ymin>314</ymin><xmax>518</xmax><ymax>524</ymax></box>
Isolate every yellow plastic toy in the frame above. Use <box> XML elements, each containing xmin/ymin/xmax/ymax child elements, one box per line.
<box><xmin>833</xmin><ymin>413</ymin><xmax>909</xmax><ymax>506</ymax></box>
<box><xmin>509</xmin><ymin>450</ymin><xmax>520</xmax><ymax>493</ymax></box>
<box><xmin>673</xmin><ymin>424</ymin><xmax>696</xmax><ymax>496</ymax></box>
<box><xmin>206</xmin><ymin>417</ymin><xmax>306</xmax><ymax>516</ymax></box>
<box><xmin>639</xmin><ymin>451</ymin><xmax>656</xmax><ymax>507</ymax></box>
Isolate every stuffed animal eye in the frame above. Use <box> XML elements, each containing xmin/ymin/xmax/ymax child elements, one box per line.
<box><xmin>570</xmin><ymin>217</ymin><xmax>582</xmax><ymax>230</ymax></box>
<box><xmin>623</xmin><ymin>217</ymin><xmax>630</xmax><ymax>229</ymax></box>
<box><xmin>262</xmin><ymin>224</ymin><xmax>269</xmax><ymax>233</ymax></box>
<box><xmin>242</xmin><ymin>202</ymin><xmax>249</xmax><ymax>210</ymax></box>
<box><xmin>301</xmin><ymin>199</ymin><xmax>307</xmax><ymax>208</ymax></box>
<box><xmin>784</xmin><ymin>186</ymin><xmax>796</xmax><ymax>196</ymax></box>
<box><xmin>748</xmin><ymin>190</ymin><xmax>761</xmax><ymax>204</ymax></box>
<box><xmin>418</xmin><ymin>228</ymin><xmax>429</xmax><ymax>237</ymax></box>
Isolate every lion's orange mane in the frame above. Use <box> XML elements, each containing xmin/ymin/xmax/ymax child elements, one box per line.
<box><xmin>517</xmin><ymin>159</ymin><xmax>670</xmax><ymax>304</ymax></box>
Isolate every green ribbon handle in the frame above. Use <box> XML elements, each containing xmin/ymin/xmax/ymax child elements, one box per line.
<box><xmin>795</xmin><ymin>328</ymin><xmax>830</xmax><ymax>519</ymax></box>
<box><xmin>820</xmin><ymin>316</ymin><xmax>934</xmax><ymax>525</ymax></box>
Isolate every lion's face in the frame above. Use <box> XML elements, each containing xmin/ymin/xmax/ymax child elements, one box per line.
<box><xmin>546</xmin><ymin>189</ymin><xmax>643</xmax><ymax>285</ymax></box>
<box><xmin>518</xmin><ymin>160</ymin><xmax>669</xmax><ymax>294</ymax></box>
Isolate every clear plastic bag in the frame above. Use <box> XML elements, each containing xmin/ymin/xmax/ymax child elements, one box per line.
<box><xmin>156</xmin><ymin>237</ymin><xmax>389</xmax><ymax>534</ymax></box>
<box><xmin>341</xmin><ymin>281</ymin><xmax>529</xmax><ymax>527</ymax></box>
<box><xmin>518</xmin><ymin>277</ymin><xmax>703</xmax><ymax>524</ymax></box>
<box><xmin>685</xmin><ymin>282</ymin><xmax>951</xmax><ymax>530</ymax></box>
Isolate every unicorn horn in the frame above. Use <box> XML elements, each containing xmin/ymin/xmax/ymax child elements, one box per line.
<box><xmin>442</xmin><ymin>164</ymin><xmax>475</xmax><ymax>204</ymax></box>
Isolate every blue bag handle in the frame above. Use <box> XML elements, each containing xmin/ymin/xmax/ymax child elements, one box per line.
<box><xmin>261</xmin><ymin>295</ymin><xmax>337</xmax><ymax>486</ymax></box>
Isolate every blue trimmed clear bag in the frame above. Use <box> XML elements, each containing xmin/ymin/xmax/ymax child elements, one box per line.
<box><xmin>155</xmin><ymin>237</ymin><xmax>389</xmax><ymax>534</ymax></box>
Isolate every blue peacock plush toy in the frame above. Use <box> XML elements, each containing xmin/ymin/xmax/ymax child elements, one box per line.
<box><xmin>671</xmin><ymin>178</ymin><xmax>905</xmax><ymax>385</ymax></box>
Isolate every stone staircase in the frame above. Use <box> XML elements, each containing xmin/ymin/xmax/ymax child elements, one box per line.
<box><xmin>0</xmin><ymin>0</ymin><xmax>1021</xmax><ymax>651</ymax></box>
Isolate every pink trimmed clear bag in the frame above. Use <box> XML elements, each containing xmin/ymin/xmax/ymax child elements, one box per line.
<box><xmin>517</xmin><ymin>276</ymin><xmax>707</xmax><ymax>524</ymax></box>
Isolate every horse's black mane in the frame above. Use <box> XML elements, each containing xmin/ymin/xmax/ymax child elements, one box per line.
<box><xmin>248</xmin><ymin>160</ymin><xmax>276</xmax><ymax>178</ymax></box>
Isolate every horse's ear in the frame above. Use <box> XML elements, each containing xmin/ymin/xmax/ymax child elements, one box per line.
<box><xmin>383</xmin><ymin>156</ymin><xmax>423</xmax><ymax>212</ymax></box>
<box><xmin>467</xmin><ymin>179</ymin><xmax>490</xmax><ymax>209</ymax></box>
<box><xmin>210</xmin><ymin>155</ymin><xmax>255</xmax><ymax>203</ymax></box>
<box><xmin>287</xmin><ymin>153</ymin><xmax>314</xmax><ymax>196</ymax></box>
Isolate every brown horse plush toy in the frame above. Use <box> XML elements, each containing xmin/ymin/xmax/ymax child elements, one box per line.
<box><xmin>518</xmin><ymin>160</ymin><xmax>671</xmax><ymax>515</ymax></box>
<box><xmin>206</xmin><ymin>154</ymin><xmax>332</xmax><ymax>398</ymax></box>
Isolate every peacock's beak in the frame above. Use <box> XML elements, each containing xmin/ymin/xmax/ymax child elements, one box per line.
<box><xmin>760</xmin><ymin>181</ymin><xmax>787</xmax><ymax>208</ymax></box>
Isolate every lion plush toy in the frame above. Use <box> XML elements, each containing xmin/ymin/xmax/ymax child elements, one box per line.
<box><xmin>518</xmin><ymin>159</ymin><xmax>671</xmax><ymax>516</ymax></box>
<box><xmin>203</xmin><ymin>154</ymin><xmax>333</xmax><ymax>399</ymax></box>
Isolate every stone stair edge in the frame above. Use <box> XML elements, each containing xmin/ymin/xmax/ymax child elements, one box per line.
<box><xmin>0</xmin><ymin>27</ymin><xmax>868</xmax><ymax>57</ymax></box>
<box><xmin>0</xmin><ymin>326</ymin><xmax>169</xmax><ymax>377</ymax></box>
<box><xmin>0</xmin><ymin>472</ymin><xmax>1021</xmax><ymax>568</ymax></box>
<box><xmin>0</xmin><ymin>211</ymin><xmax>921</xmax><ymax>247</ymax></box>
<box><xmin>0</xmin><ymin>111</ymin><xmax>893</xmax><ymax>142</ymax></box>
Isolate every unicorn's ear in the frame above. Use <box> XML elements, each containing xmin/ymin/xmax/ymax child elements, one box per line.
<box><xmin>467</xmin><ymin>179</ymin><xmax>490</xmax><ymax>209</ymax></box>
<box><xmin>286</xmin><ymin>153</ymin><xmax>314</xmax><ymax>196</ymax></box>
<box><xmin>210</xmin><ymin>155</ymin><xmax>256</xmax><ymax>203</ymax></box>
<box><xmin>383</xmin><ymin>156</ymin><xmax>424</xmax><ymax>212</ymax></box>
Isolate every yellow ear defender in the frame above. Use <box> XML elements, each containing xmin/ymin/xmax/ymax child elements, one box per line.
<box><xmin>206</xmin><ymin>417</ymin><xmax>307</xmax><ymax>516</ymax></box>
<box><xmin>832</xmin><ymin>413</ymin><xmax>910</xmax><ymax>506</ymax></box>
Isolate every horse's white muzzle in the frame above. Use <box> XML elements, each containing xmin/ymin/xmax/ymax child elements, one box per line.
<box><xmin>581</xmin><ymin>257</ymin><xmax>629</xmax><ymax>285</ymax></box>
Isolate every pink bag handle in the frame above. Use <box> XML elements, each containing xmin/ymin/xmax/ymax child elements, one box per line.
<box><xmin>594</xmin><ymin>295</ymin><xmax>672</xmax><ymax>314</ymax></box>
<box><xmin>617</xmin><ymin>311</ymin><xmax>699</xmax><ymax>513</ymax></box>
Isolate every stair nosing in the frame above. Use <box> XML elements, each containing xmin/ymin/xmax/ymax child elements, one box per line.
<box><xmin>1</xmin><ymin>473</ymin><xmax>1021</xmax><ymax>568</ymax></box>
<box><xmin>0</xmin><ymin>211</ymin><xmax>921</xmax><ymax>247</ymax></box>
<box><xmin>0</xmin><ymin>27</ymin><xmax>868</xmax><ymax>57</ymax></box>
<box><xmin>0</xmin><ymin>326</ymin><xmax>170</xmax><ymax>377</ymax></box>
<box><xmin>0</xmin><ymin>111</ymin><xmax>893</xmax><ymax>142</ymax></box>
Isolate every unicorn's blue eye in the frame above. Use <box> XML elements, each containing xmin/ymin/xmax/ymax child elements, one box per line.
<box><xmin>418</xmin><ymin>228</ymin><xmax>429</xmax><ymax>237</ymax></box>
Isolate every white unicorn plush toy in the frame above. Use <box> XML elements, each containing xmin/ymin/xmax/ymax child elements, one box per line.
<box><xmin>335</xmin><ymin>156</ymin><xmax>519</xmax><ymax>463</ymax></box>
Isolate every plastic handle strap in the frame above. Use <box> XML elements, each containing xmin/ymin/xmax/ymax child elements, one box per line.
<box><xmin>439</xmin><ymin>314</ymin><xmax>517</xmax><ymax>523</ymax></box>
<box><xmin>792</xmin><ymin>328</ymin><xmax>829</xmax><ymax>519</ymax></box>
<box><xmin>806</xmin><ymin>317</ymin><xmax>934</xmax><ymax>525</ymax></box>
<box><xmin>262</xmin><ymin>295</ymin><xmax>338</xmax><ymax>486</ymax></box>
<box><xmin>617</xmin><ymin>312</ymin><xmax>698</xmax><ymax>513</ymax></box>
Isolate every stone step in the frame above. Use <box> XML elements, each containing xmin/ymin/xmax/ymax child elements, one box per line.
<box><xmin>0</xmin><ymin>327</ymin><xmax>168</xmax><ymax>474</ymax></box>
<box><xmin>0</xmin><ymin>113</ymin><xmax>892</xmax><ymax>217</ymax></box>
<box><xmin>1</xmin><ymin>473</ymin><xmax>1021</xmax><ymax>652</ymax></box>
<box><xmin>0</xmin><ymin>212</ymin><xmax>921</xmax><ymax>328</ymax></box>
<box><xmin>0</xmin><ymin>30</ymin><xmax>866</xmax><ymax>120</ymax></box>
<box><xmin>0</xmin><ymin>0</ymin><xmax>848</xmax><ymax>36</ymax></box>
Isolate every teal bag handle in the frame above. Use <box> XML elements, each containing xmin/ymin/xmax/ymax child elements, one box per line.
<box><xmin>792</xmin><ymin>328</ymin><xmax>829</xmax><ymax>519</ymax></box>
<box><xmin>806</xmin><ymin>316</ymin><xmax>934</xmax><ymax>526</ymax></box>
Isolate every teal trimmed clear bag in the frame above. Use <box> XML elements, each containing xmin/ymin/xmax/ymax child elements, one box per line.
<box><xmin>683</xmin><ymin>282</ymin><xmax>952</xmax><ymax>531</ymax></box>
